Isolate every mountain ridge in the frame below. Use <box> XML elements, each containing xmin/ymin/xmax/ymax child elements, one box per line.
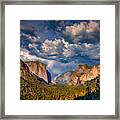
<box><xmin>21</xmin><ymin>59</ymin><xmax>100</xmax><ymax>85</ymax></box>
<box><xmin>55</xmin><ymin>64</ymin><xmax>100</xmax><ymax>85</ymax></box>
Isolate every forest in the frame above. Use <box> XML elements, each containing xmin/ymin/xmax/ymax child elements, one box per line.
<box><xmin>20</xmin><ymin>75</ymin><xmax>100</xmax><ymax>100</ymax></box>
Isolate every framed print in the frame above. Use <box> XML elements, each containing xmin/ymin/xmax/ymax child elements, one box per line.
<box><xmin>0</xmin><ymin>0</ymin><xmax>119</xmax><ymax>119</ymax></box>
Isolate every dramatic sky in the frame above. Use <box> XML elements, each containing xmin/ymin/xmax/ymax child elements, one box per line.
<box><xmin>20</xmin><ymin>20</ymin><xmax>100</xmax><ymax>80</ymax></box>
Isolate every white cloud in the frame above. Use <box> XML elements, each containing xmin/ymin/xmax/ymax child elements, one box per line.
<box><xmin>41</xmin><ymin>38</ymin><xmax>99</xmax><ymax>60</ymax></box>
<box><xmin>86</xmin><ymin>21</ymin><xmax>100</xmax><ymax>33</ymax></box>
<box><xmin>65</xmin><ymin>22</ymin><xmax>87</xmax><ymax>37</ymax></box>
<box><xmin>42</xmin><ymin>39</ymin><xmax>65</xmax><ymax>55</ymax></box>
<box><xmin>81</xmin><ymin>43</ymin><xmax>100</xmax><ymax>59</ymax></box>
<box><xmin>82</xmin><ymin>43</ymin><xmax>94</xmax><ymax>49</ymax></box>
<box><xmin>20</xmin><ymin>48</ymin><xmax>39</xmax><ymax>61</ymax></box>
<box><xmin>63</xmin><ymin>44</ymin><xmax>80</xmax><ymax>57</ymax></box>
<box><xmin>21</xmin><ymin>33</ymin><xmax>38</xmax><ymax>43</ymax></box>
<box><xmin>28</xmin><ymin>43</ymin><xmax>38</xmax><ymax>49</ymax></box>
<box><xmin>41</xmin><ymin>38</ymin><xmax>78</xmax><ymax>58</ymax></box>
<box><xmin>64</xmin><ymin>21</ymin><xmax>100</xmax><ymax>43</ymax></box>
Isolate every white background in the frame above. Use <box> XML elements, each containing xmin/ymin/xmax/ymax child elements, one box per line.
<box><xmin>5</xmin><ymin>5</ymin><xmax>115</xmax><ymax>115</ymax></box>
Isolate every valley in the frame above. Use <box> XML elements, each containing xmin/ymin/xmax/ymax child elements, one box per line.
<box><xmin>20</xmin><ymin>60</ymin><xmax>100</xmax><ymax>100</ymax></box>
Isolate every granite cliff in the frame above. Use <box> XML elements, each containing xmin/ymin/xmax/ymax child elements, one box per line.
<box><xmin>70</xmin><ymin>64</ymin><xmax>100</xmax><ymax>85</ymax></box>
<box><xmin>20</xmin><ymin>59</ymin><xmax>51</xmax><ymax>84</ymax></box>
<box><xmin>55</xmin><ymin>64</ymin><xmax>100</xmax><ymax>85</ymax></box>
<box><xmin>20</xmin><ymin>59</ymin><xmax>36</xmax><ymax>82</ymax></box>
<box><xmin>25</xmin><ymin>61</ymin><xmax>48</xmax><ymax>83</ymax></box>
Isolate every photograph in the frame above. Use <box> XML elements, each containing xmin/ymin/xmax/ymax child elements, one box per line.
<box><xmin>20</xmin><ymin>20</ymin><xmax>100</xmax><ymax>100</ymax></box>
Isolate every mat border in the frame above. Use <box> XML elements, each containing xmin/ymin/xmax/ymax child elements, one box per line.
<box><xmin>0</xmin><ymin>0</ymin><xmax>119</xmax><ymax>119</ymax></box>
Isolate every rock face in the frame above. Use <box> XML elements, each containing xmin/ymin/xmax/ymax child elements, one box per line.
<box><xmin>55</xmin><ymin>64</ymin><xmax>100</xmax><ymax>85</ymax></box>
<box><xmin>71</xmin><ymin>64</ymin><xmax>100</xmax><ymax>85</ymax></box>
<box><xmin>20</xmin><ymin>59</ymin><xmax>51</xmax><ymax>84</ymax></box>
<box><xmin>25</xmin><ymin>61</ymin><xmax>48</xmax><ymax>83</ymax></box>
<box><xmin>20</xmin><ymin>59</ymin><xmax>36</xmax><ymax>82</ymax></box>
